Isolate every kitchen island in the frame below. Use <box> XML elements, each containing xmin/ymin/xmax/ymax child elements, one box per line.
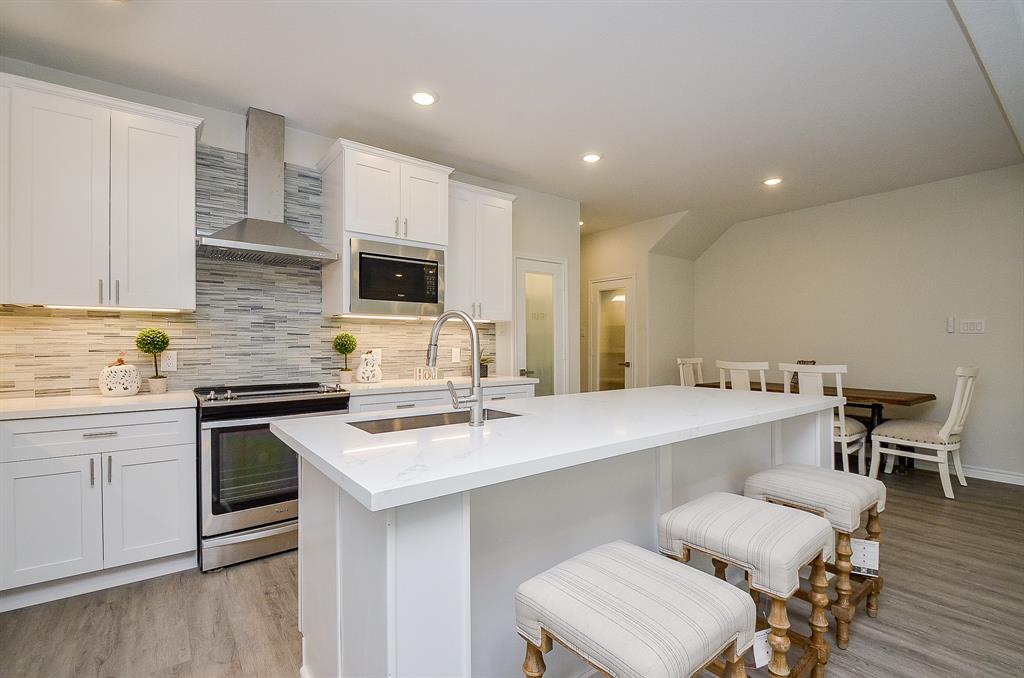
<box><xmin>272</xmin><ymin>385</ymin><xmax>840</xmax><ymax>678</ymax></box>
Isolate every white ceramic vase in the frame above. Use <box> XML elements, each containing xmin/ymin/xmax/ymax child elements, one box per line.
<box><xmin>98</xmin><ymin>363</ymin><xmax>141</xmax><ymax>397</ymax></box>
<box><xmin>148</xmin><ymin>377</ymin><xmax>168</xmax><ymax>394</ymax></box>
<box><xmin>339</xmin><ymin>370</ymin><xmax>354</xmax><ymax>384</ymax></box>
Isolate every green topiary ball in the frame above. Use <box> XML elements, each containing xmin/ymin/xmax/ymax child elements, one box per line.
<box><xmin>333</xmin><ymin>333</ymin><xmax>357</xmax><ymax>356</ymax></box>
<box><xmin>136</xmin><ymin>328</ymin><xmax>171</xmax><ymax>356</ymax></box>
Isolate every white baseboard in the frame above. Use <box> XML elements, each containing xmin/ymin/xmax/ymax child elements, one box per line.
<box><xmin>903</xmin><ymin>461</ymin><xmax>1024</xmax><ymax>486</ymax></box>
<box><xmin>0</xmin><ymin>551</ymin><xmax>196</xmax><ymax>612</ymax></box>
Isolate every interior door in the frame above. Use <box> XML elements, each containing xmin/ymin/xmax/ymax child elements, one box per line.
<box><xmin>402</xmin><ymin>164</ymin><xmax>448</xmax><ymax>245</ymax></box>
<box><xmin>0</xmin><ymin>455</ymin><xmax>103</xmax><ymax>589</ymax></box>
<box><xmin>109</xmin><ymin>111</ymin><xmax>196</xmax><ymax>310</ymax></box>
<box><xmin>475</xmin><ymin>196</ymin><xmax>513</xmax><ymax>321</ymax></box>
<box><xmin>344</xmin><ymin>149</ymin><xmax>401</xmax><ymax>238</ymax></box>
<box><xmin>102</xmin><ymin>444</ymin><xmax>196</xmax><ymax>568</ymax></box>
<box><xmin>515</xmin><ymin>257</ymin><xmax>567</xmax><ymax>396</ymax></box>
<box><xmin>8</xmin><ymin>88</ymin><xmax>110</xmax><ymax>306</ymax></box>
<box><xmin>589</xmin><ymin>277</ymin><xmax>636</xmax><ymax>391</ymax></box>
<box><xmin>445</xmin><ymin>185</ymin><xmax>477</xmax><ymax>314</ymax></box>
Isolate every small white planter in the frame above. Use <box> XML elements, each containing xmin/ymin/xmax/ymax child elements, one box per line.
<box><xmin>339</xmin><ymin>370</ymin><xmax>354</xmax><ymax>384</ymax></box>
<box><xmin>148</xmin><ymin>377</ymin><xmax>168</xmax><ymax>394</ymax></box>
<box><xmin>98</xmin><ymin>363</ymin><xmax>141</xmax><ymax>397</ymax></box>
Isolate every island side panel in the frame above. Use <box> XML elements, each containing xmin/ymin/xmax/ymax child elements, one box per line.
<box><xmin>469</xmin><ymin>448</ymin><xmax>660</xmax><ymax>678</ymax></box>
<box><xmin>669</xmin><ymin>423</ymin><xmax>774</xmax><ymax>506</ymax></box>
<box><xmin>772</xmin><ymin>409</ymin><xmax>833</xmax><ymax>467</ymax></box>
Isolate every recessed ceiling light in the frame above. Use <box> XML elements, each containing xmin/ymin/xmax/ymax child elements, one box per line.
<box><xmin>582</xmin><ymin>153</ymin><xmax>602</xmax><ymax>163</ymax></box>
<box><xmin>412</xmin><ymin>92</ymin><xmax>437</xmax><ymax>106</ymax></box>
<box><xmin>763</xmin><ymin>177</ymin><xmax>783</xmax><ymax>186</ymax></box>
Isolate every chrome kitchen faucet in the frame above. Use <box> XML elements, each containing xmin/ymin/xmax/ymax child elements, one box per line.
<box><xmin>426</xmin><ymin>310</ymin><xmax>484</xmax><ymax>426</ymax></box>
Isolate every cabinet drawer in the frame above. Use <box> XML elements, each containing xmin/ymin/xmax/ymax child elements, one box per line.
<box><xmin>349</xmin><ymin>392</ymin><xmax>451</xmax><ymax>414</ymax></box>
<box><xmin>482</xmin><ymin>385</ymin><xmax>535</xmax><ymax>401</ymax></box>
<box><xmin>1</xmin><ymin>409</ymin><xmax>196</xmax><ymax>463</ymax></box>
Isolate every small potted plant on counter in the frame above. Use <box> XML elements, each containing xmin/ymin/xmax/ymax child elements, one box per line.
<box><xmin>135</xmin><ymin>328</ymin><xmax>171</xmax><ymax>394</ymax></box>
<box><xmin>479</xmin><ymin>354</ymin><xmax>494</xmax><ymax>378</ymax></box>
<box><xmin>333</xmin><ymin>332</ymin><xmax>358</xmax><ymax>384</ymax></box>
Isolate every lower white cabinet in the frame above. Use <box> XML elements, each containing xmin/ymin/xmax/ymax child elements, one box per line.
<box><xmin>101</xmin><ymin>444</ymin><xmax>196</xmax><ymax>568</ymax></box>
<box><xmin>0</xmin><ymin>455</ymin><xmax>104</xmax><ymax>588</ymax></box>
<box><xmin>348</xmin><ymin>383</ymin><xmax>535</xmax><ymax>414</ymax></box>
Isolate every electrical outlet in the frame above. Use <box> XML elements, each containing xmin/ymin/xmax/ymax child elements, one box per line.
<box><xmin>159</xmin><ymin>351</ymin><xmax>178</xmax><ymax>372</ymax></box>
<box><xmin>946</xmin><ymin>316</ymin><xmax>956</xmax><ymax>334</ymax></box>
<box><xmin>959</xmin><ymin>319</ymin><xmax>986</xmax><ymax>334</ymax></box>
<box><xmin>451</xmin><ymin>347</ymin><xmax>461</xmax><ymax>362</ymax></box>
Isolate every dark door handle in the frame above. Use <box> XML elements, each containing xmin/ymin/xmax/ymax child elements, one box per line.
<box><xmin>519</xmin><ymin>369</ymin><xmax>536</xmax><ymax>377</ymax></box>
<box><xmin>618</xmin><ymin>362</ymin><xmax>631</xmax><ymax>367</ymax></box>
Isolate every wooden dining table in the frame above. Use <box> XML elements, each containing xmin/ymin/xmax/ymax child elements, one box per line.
<box><xmin>696</xmin><ymin>381</ymin><xmax>937</xmax><ymax>470</ymax></box>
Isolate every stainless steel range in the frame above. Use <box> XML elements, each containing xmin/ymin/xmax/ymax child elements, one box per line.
<box><xmin>194</xmin><ymin>382</ymin><xmax>349</xmax><ymax>571</ymax></box>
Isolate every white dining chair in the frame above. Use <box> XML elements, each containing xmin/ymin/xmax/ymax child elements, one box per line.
<box><xmin>716</xmin><ymin>360</ymin><xmax>769</xmax><ymax>392</ymax></box>
<box><xmin>676</xmin><ymin>358</ymin><xmax>704</xmax><ymax>386</ymax></box>
<box><xmin>869</xmin><ymin>367</ymin><xmax>979</xmax><ymax>499</ymax></box>
<box><xmin>780</xmin><ymin>363</ymin><xmax>867</xmax><ymax>474</ymax></box>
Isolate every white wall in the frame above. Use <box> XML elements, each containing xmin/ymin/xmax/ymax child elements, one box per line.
<box><xmin>695</xmin><ymin>164</ymin><xmax>1024</xmax><ymax>479</ymax></box>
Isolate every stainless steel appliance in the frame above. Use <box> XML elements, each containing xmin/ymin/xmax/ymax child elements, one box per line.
<box><xmin>195</xmin><ymin>382</ymin><xmax>349</xmax><ymax>571</ymax></box>
<box><xmin>350</xmin><ymin>238</ymin><xmax>445</xmax><ymax>316</ymax></box>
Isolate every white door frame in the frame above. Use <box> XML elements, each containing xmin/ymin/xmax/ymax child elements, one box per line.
<box><xmin>513</xmin><ymin>254</ymin><xmax>569</xmax><ymax>395</ymax></box>
<box><xmin>588</xmin><ymin>274</ymin><xmax>637</xmax><ymax>392</ymax></box>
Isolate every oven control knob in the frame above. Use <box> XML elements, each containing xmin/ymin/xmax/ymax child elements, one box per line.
<box><xmin>206</xmin><ymin>391</ymin><xmax>217</xmax><ymax>401</ymax></box>
<box><xmin>225</xmin><ymin>389</ymin><xmax>236</xmax><ymax>400</ymax></box>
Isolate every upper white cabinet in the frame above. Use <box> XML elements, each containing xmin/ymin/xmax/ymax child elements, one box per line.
<box><xmin>0</xmin><ymin>74</ymin><xmax>202</xmax><ymax>310</ymax></box>
<box><xmin>447</xmin><ymin>181</ymin><xmax>515</xmax><ymax>322</ymax></box>
<box><xmin>318</xmin><ymin>138</ymin><xmax>453</xmax><ymax>247</ymax></box>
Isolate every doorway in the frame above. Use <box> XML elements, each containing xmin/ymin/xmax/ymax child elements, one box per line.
<box><xmin>588</xmin><ymin>275</ymin><xmax>636</xmax><ymax>391</ymax></box>
<box><xmin>514</xmin><ymin>256</ymin><xmax>568</xmax><ymax>396</ymax></box>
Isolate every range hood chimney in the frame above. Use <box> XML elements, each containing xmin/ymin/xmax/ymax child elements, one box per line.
<box><xmin>196</xmin><ymin>108</ymin><xmax>337</xmax><ymax>266</ymax></box>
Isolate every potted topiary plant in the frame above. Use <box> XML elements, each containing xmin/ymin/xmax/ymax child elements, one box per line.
<box><xmin>333</xmin><ymin>332</ymin><xmax>358</xmax><ymax>384</ymax></box>
<box><xmin>479</xmin><ymin>354</ymin><xmax>494</xmax><ymax>378</ymax></box>
<box><xmin>136</xmin><ymin>328</ymin><xmax>171</xmax><ymax>394</ymax></box>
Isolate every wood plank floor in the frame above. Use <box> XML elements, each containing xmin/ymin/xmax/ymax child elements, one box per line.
<box><xmin>2</xmin><ymin>471</ymin><xmax>1022</xmax><ymax>677</ymax></box>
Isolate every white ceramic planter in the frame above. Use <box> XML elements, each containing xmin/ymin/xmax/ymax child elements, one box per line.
<box><xmin>98</xmin><ymin>363</ymin><xmax>141</xmax><ymax>397</ymax></box>
<box><xmin>339</xmin><ymin>370</ymin><xmax>354</xmax><ymax>384</ymax></box>
<box><xmin>148</xmin><ymin>377</ymin><xmax>168</xmax><ymax>394</ymax></box>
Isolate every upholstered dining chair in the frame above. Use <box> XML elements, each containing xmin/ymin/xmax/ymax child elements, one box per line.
<box><xmin>676</xmin><ymin>357</ymin><xmax>704</xmax><ymax>386</ymax></box>
<box><xmin>780</xmin><ymin>363</ymin><xmax>867</xmax><ymax>473</ymax></box>
<box><xmin>869</xmin><ymin>367</ymin><xmax>979</xmax><ymax>499</ymax></box>
<box><xmin>716</xmin><ymin>360</ymin><xmax>769</xmax><ymax>392</ymax></box>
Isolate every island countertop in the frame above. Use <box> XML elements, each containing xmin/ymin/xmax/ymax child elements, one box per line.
<box><xmin>271</xmin><ymin>385</ymin><xmax>840</xmax><ymax>512</ymax></box>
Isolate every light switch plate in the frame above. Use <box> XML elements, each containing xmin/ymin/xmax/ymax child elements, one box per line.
<box><xmin>451</xmin><ymin>347</ymin><xmax>461</xmax><ymax>362</ymax></box>
<box><xmin>159</xmin><ymin>351</ymin><xmax>178</xmax><ymax>372</ymax></box>
<box><xmin>960</xmin><ymin>319</ymin><xmax>986</xmax><ymax>334</ymax></box>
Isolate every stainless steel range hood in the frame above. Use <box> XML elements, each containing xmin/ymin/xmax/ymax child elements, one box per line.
<box><xmin>196</xmin><ymin>108</ymin><xmax>337</xmax><ymax>266</ymax></box>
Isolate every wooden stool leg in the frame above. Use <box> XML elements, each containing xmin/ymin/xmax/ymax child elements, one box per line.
<box><xmin>768</xmin><ymin>596</ymin><xmax>791</xmax><ymax>678</ymax></box>
<box><xmin>867</xmin><ymin>508</ymin><xmax>883</xmax><ymax>618</ymax></box>
<box><xmin>523</xmin><ymin>639</ymin><xmax>546</xmax><ymax>677</ymax></box>
<box><xmin>833</xmin><ymin>532</ymin><xmax>854</xmax><ymax>649</ymax></box>
<box><xmin>712</xmin><ymin>557</ymin><xmax>729</xmax><ymax>580</ymax></box>
<box><xmin>809</xmin><ymin>555</ymin><xmax>831</xmax><ymax>678</ymax></box>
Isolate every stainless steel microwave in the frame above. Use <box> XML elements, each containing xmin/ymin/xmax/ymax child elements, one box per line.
<box><xmin>350</xmin><ymin>238</ymin><xmax>445</xmax><ymax>316</ymax></box>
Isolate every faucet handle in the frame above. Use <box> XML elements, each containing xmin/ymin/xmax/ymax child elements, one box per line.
<box><xmin>446</xmin><ymin>380</ymin><xmax>461</xmax><ymax>409</ymax></box>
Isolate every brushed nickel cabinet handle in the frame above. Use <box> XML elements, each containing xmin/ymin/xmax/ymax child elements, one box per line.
<box><xmin>490</xmin><ymin>395</ymin><xmax>506</xmax><ymax>400</ymax></box>
<box><xmin>98</xmin><ymin>279</ymin><xmax>103</xmax><ymax>304</ymax></box>
<box><xmin>89</xmin><ymin>458</ymin><xmax>95</xmax><ymax>486</ymax></box>
<box><xmin>82</xmin><ymin>430</ymin><xmax>118</xmax><ymax>438</ymax></box>
<box><xmin>394</xmin><ymin>216</ymin><xmax>400</xmax><ymax>236</ymax></box>
<box><xmin>115</xmin><ymin>279</ymin><xmax>120</xmax><ymax>304</ymax></box>
<box><xmin>396</xmin><ymin>403</ymin><xmax>416</xmax><ymax>409</ymax></box>
<box><xmin>107</xmin><ymin>455</ymin><xmax>112</xmax><ymax>484</ymax></box>
<box><xmin>404</xmin><ymin>217</ymin><xmax>408</xmax><ymax>237</ymax></box>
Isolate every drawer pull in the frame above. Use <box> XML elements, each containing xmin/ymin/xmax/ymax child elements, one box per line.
<box><xmin>489</xmin><ymin>396</ymin><xmax>507</xmax><ymax>400</ymax></box>
<box><xmin>83</xmin><ymin>431</ymin><xmax>119</xmax><ymax>438</ymax></box>
<box><xmin>396</xmin><ymin>403</ymin><xmax>416</xmax><ymax>409</ymax></box>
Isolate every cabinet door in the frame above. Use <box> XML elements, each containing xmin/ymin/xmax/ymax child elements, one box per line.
<box><xmin>110</xmin><ymin>112</ymin><xmax>196</xmax><ymax>310</ymax></box>
<box><xmin>344</xmin><ymin>149</ymin><xmax>402</xmax><ymax>238</ymax></box>
<box><xmin>102</xmin><ymin>444</ymin><xmax>196</xmax><ymax>568</ymax></box>
<box><xmin>1</xmin><ymin>455</ymin><xmax>103</xmax><ymax>589</ymax></box>
<box><xmin>401</xmin><ymin>164</ymin><xmax>448</xmax><ymax>245</ymax></box>
<box><xmin>445</xmin><ymin>187</ymin><xmax>477</xmax><ymax>315</ymax></box>
<box><xmin>475</xmin><ymin>196</ymin><xmax>514</xmax><ymax>322</ymax></box>
<box><xmin>7</xmin><ymin>89</ymin><xmax>110</xmax><ymax>306</ymax></box>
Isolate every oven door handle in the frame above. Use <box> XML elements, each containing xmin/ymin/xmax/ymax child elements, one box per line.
<box><xmin>203</xmin><ymin>520</ymin><xmax>298</xmax><ymax>547</ymax></box>
<box><xmin>201</xmin><ymin>410</ymin><xmax>348</xmax><ymax>429</ymax></box>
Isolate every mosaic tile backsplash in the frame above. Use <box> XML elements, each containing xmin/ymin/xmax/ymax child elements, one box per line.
<box><xmin>0</xmin><ymin>146</ymin><xmax>494</xmax><ymax>398</ymax></box>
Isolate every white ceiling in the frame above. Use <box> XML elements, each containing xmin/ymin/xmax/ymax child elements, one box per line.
<box><xmin>1</xmin><ymin>0</ymin><xmax>1020</xmax><ymax>232</ymax></box>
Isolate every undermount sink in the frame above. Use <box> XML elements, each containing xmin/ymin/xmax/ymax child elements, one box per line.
<box><xmin>348</xmin><ymin>408</ymin><xmax>521</xmax><ymax>434</ymax></box>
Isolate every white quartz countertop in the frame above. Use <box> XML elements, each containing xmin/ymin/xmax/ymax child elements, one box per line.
<box><xmin>344</xmin><ymin>375</ymin><xmax>538</xmax><ymax>396</ymax></box>
<box><xmin>272</xmin><ymin>385</ymin><xmax>841</xmax><ymax>512</ymax></box>
<box><xmin>0</xmin><ymin>391</ymin><xmax>197</xmax><ymax>420</ymax></box>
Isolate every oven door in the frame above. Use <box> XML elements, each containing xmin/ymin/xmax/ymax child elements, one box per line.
<box><xmin>351</xmin><ymin>238</ymin><xmax>445</xmax><ymax>316</ymax></box>
<box><xmin>201</xmin><ymin>416</ymin><xmax>299</xmax><ymax>537</ymax></box>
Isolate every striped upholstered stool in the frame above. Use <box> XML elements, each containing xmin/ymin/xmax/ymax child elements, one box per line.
<box><xmin>515</xmin><ymin>540</ymin><xmax>756</xmax><ymax>678</ymax></box>
<box><xmin>659</xmin><ymin>493</ymin><xmax>834</xmax><ymax>678</ymax></box>
<box><xmin>744</xmin><ymin>463</ymin><xmax>886</xmax><ymax>649</ymax></box>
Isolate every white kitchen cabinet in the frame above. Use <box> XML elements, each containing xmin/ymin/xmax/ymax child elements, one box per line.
<box><xmin>447</xmin><ymin>182</ymin><xmax>515</xmax><ymax>321</ymax></box>
<box><xmin>109</xmin><ymin>112</ymin><xmax>197</xmax><ymax>310</ymax></box>
<box><xmin>7</xmin><ymin>87</ymin><xmax>111</xmax><ymax>307</ymax></box>
<box><xmin>343</xmin><ymin>148</ymin><xmax>402</xmax><ymax>238</ymax></box>
<box><xmin>0</xmin><ymin>74</ymin><xmax>202</xmax><ymax>310</ymax></box>
<box><xmin>401</xmin><ymin>163</ymin><xmax>449</xmax><ymax>245</ymax></box>
<box><xmin>102</xmin><ymin>444</ymin><xmax>196</xmax><ymax>568</ymax></box>
<box><xmin>347</xmin><ymin>383</ymin><xmax>535</xmax><ymax>414</ymax></box>
<box><xmin>0</xmin><ymin>455</ymin><xmax>104</xmax><ymax>589</ymax></box>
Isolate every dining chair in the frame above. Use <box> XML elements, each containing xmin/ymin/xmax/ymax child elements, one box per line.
<box><xmin>780</xmin><ymin>363</ymin><xmax>867</xmax><ymax>473</ymax></box>
<box><xmin>676</xmin><ymin>357</ymin><xmax>704</xmax><ymax>386</ymax></box>
<box><xmin>716</xmin><ymin>360</ymin><xmax>769</xmax><ymax>392</ymax></box>
<box><xmin>869</xmin><ymin>367</ymin><xmax>979</xmax><ymax>499</ymax></box>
